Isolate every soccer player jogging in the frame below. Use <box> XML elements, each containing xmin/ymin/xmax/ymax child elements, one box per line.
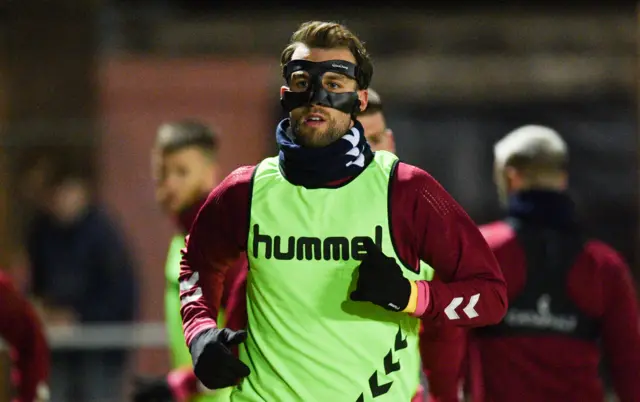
<box><xmin>179</xmin><ymin>21</ymin><xmax>508</xmax><ymax>401</ymax></box>
<box><xmin>462</xmin><ymin>126</ymin><xmax>640</xmax><ymax>402</ymax></box>
<box><xmin>222</xmin><ymin>89</ymin><xmax>435</xmax><ymax>402</ymax></box>
<box><xmin>133</xmin><ymin>120</ymin><xmax>245</xmax><ymax>402</ymax></box>
<box><xmin>0</xmin><ymin>271</ymin><xmax>50</xmax><ymax>402</ymax></box>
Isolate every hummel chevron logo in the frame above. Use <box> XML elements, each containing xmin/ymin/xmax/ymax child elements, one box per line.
<box><xmin>383</xmin><ymin>349</ymin><xmax>400</xmax><ymax>375</ymax></box>
<box><xmin>463</xmin><ymin>294</ymin><xmax>480</xmax><ymax>318</ymax></box>
<box><xmin>355</xmin><ymin>326</ymin><xmax>406</xmax><ymax>401</ymax></box>
<box><xmin>369</xmin><ymin>372</ymin><xmax>392</xmax><ymax>397</ymax></box>
<box><xmin>394</xmin><ymin>327</ymin><xmax>407</xmax><ymax>351</ymax></box>
<box><xmin>444</xmin><ymin>297</ymin><xmax>463</xmax><ymax>319</ymax></box>
<box><xmin>179</xmin><ymin>272</ymin><xmax>203</xmax><ymax>306</ymax></box>
<box><xmin>444</xmin><ymin>293</ymin><xmax>480</xmax><ymax>320</ymax></box>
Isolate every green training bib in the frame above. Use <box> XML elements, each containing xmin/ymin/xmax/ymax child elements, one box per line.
<box><xmin>236</xmin><ymin>151</ymin><xmax>432</xmax><ymax>402</ymax></box>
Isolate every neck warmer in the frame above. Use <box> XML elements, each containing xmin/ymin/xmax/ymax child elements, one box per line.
<box><xmin>276</xmin><ymin>118</ymin><xmax>373</xmax><ymax>188</ymax></box>
<box><xmin>507</xmin><ymin>190</ymin><xmax>577</xmax><ymax>230</ymax></box>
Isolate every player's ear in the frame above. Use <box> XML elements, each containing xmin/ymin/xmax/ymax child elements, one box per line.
<box><xmin>357</xmin><ymin>89</ymin><xmax>369</xmax><ymax>112</ymax></box>
<box><xmin>385</xmin><ymin>128</ymin><xmax>394</xmax><ymax>139</ymax></box>
<box><xmin>280</xmin><ymin>86</ymin><xmax>289</xmax><ymax>99</ymax></box>
<box><xmin>504</xmin><ymin>166</ymin><xmax>524</xmax><ymax>191</ymax></box>
<box><xmin>385</xmin><ymin>128</ymin><xmax>396</xmax><ymax>153</ymax></box>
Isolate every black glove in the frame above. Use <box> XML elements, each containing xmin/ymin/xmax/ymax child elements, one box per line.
<box><xmin>350</xmin><ymin>238</ymin><xmax>411</xmax><ymax>312</ymax></box>
<box><xmin>132</xmin><ymin>375</ymin><xmax>174</xmax><ymax>402</ymax></box>
<box><xmin>190</xmin><ymin>327</ymin><xmax>251</xmax><ymax>389</ymax></box>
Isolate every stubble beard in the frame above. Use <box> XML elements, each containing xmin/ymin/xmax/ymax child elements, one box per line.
<box><xmin>292</xmin><ymin>117</ymin><xmax>351</xmax><ymax>148</ymax></box>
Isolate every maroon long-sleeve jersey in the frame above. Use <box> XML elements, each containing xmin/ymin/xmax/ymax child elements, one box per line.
<box><xmin>465</xmin><ymin>221</ymin><xmax>640</xmax><ymax>402</ymax></box>
<box><xmin>176</xmin><ymin>194</ymin><xmax>247</xmax><ymax>312</ymax></box>
<box><xmin>0</xmin><ymin>272</ymin><xmax>49</xmax><ymax>402</ymax></box>
<box><xmin>179</xmin><ymin>162</ymin><xmax>508</xmax><ymax>397</ymax></box>
<box><xmin>166</xmin><ymin>193</ymin><xmax>248</xmax><ymax>400</ymax></box>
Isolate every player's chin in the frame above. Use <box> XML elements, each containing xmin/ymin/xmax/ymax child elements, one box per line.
<box><xmin>299</xmin><ymin>125</ymin><xmax>332</xmax><ymax>141</ymax></box>
<box><xmin>295</xmin><ymin>124</ymin><xmax>324</xmax><ymax>140</ymax></box>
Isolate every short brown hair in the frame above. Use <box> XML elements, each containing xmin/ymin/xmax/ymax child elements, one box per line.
<box><xmin>280</xmin><ymin>21</ymin><xmax>373</xmax><ymax>89</ymax></box>
<box><xmin>155</xmin><ymin>119</ymin><xmax>219</xmax><ymax>157</ymax></box>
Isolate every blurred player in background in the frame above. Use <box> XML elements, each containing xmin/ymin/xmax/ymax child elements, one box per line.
<box><xmin>133</xmin><ymin>120</ymin><xmax>245</xmax><ymax>402</ymax></box>
<box><xmin>0</xmin><ymin>271</ymin><xmax>49</xmax><ymax>402</ymax></box>
<box><xmin>178</xmin><ymin>21</ymin><xmax>506</xmax><ymax>401</ymax></box>
<box><xmin>466</xmin><ymin>125</ymin><xmax>640</xmax><ymax>401</ymax></box>
<box><xmin>357</xmin><ymin>88</ymin><xmax>395</xmax><ymax>153</ymax></box>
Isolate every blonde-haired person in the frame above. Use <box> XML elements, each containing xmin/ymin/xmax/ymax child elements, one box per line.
<box><xmin>464</xmin><ymin>125</ymin><xmax>640</xmax><ymax>402</ymax></box>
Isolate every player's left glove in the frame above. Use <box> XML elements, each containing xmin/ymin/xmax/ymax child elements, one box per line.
<box><xmin>350</xmin><ymin>238</ymin><xmax>413</xmax><ymax>312</ymax></box>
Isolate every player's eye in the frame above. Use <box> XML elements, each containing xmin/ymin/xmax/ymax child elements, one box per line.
<box><xmin>291</xmin><ymin>75</ymin><xmax>309</xmax><ymax>90</ymax></box>
<box><xmin>326</xmin><ymin>81</ymin><xmax>341</xmax><ymax>90</ymax></box>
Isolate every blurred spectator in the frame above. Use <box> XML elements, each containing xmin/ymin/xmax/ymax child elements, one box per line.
<box><xmin>26</xmin><ymin>163</ymin><xmax>138</xmax><ymax>402</ymax></box>
<box><xmin>466</xmin><ymin>125</ymin><xmax>640</xmax><ymax>402</ymax></box>
<box><xmin>7</xmin><ymin>152</ymin><xmax>58</xmax><ymax>291</ymax></box>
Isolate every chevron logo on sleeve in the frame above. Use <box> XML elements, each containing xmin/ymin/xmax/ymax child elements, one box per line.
<box><xmin>444</xmin><ymin>294</ymin><xmax>480</xmax><ymax>320</ymax></box>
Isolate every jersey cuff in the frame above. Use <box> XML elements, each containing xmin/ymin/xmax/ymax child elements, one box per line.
<box><xmin>186</xmin><ymin>323</ymin><xmax>217</xmax><ymax>347</ymax></box>
<box><xmin>411</xmin><ymin>280</ymin><xmax>430</xmax><ymax>317</ymax></box>
<box><xmin>402</xmin><ymin>280</ymin><xmax>419</xmax><ymax>314</ymax></box>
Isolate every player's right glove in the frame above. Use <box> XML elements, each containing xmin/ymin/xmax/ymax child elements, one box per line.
<box><xmin>189</xmin><ymin>327</ymin><xmax>251</xmax><ymax>389</ymax></box>
<box><xmin>350</xmin><ymin>238</ymin><xmax>413</xmax><ymax>312</ymax></box>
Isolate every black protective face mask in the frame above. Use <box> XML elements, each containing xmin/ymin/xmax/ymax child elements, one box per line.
<box><xmin>280</xmin><ymin>59</ymin><xmax>362</xmax><ymax>118</ymax></box>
